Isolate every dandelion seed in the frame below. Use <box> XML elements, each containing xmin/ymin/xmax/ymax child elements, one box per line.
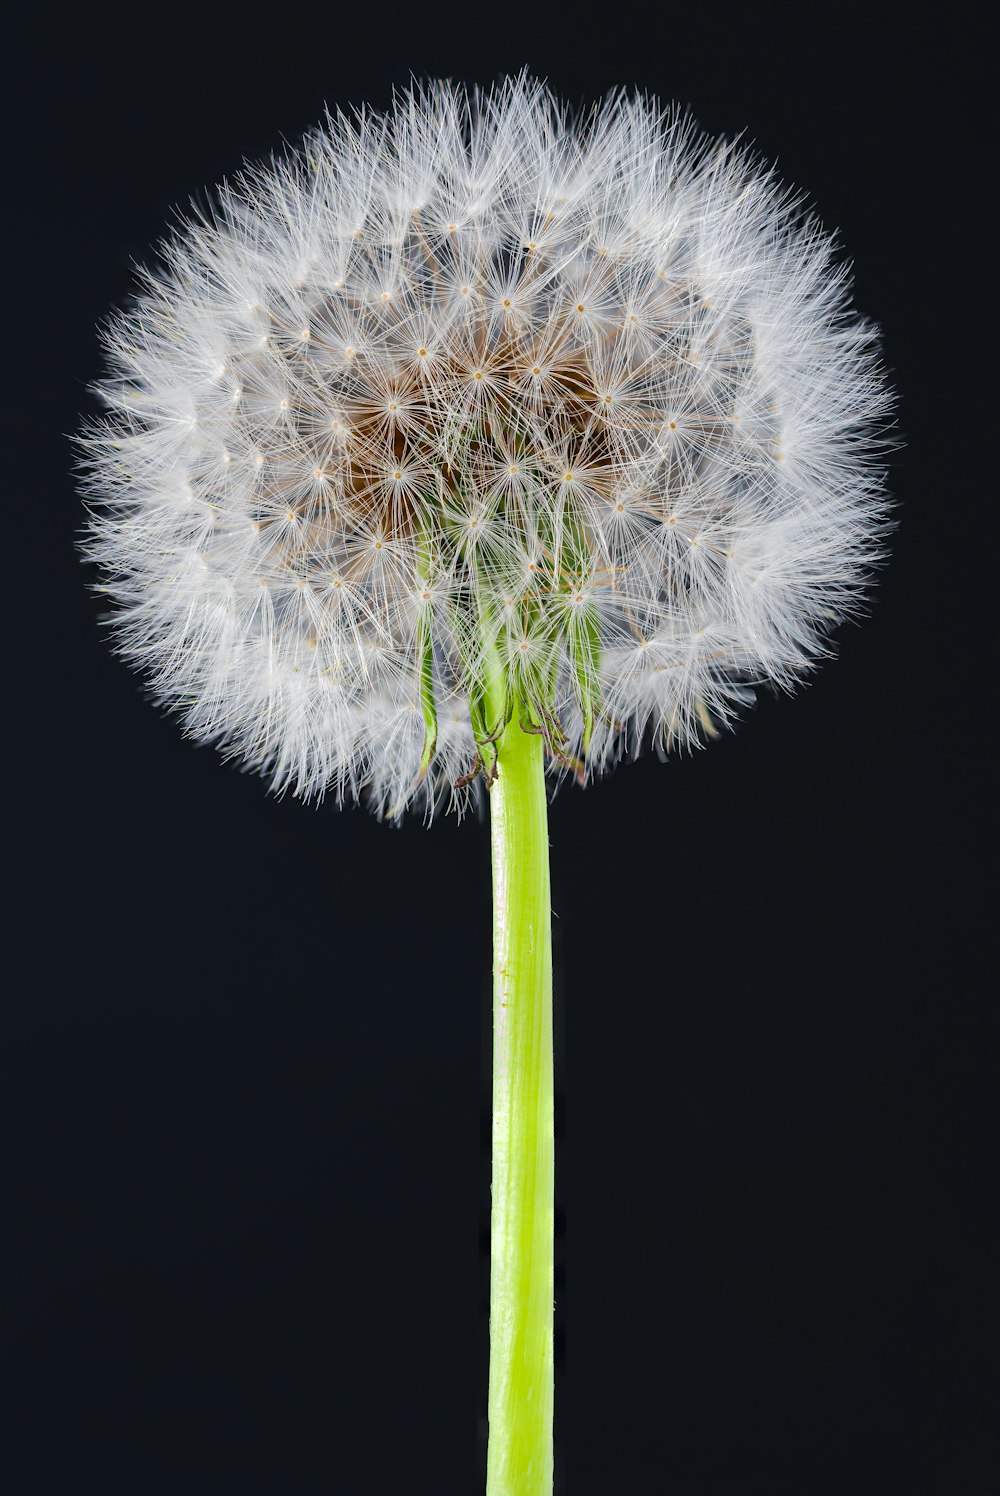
<box><xmin>76</xmin><ymin>68</ymin><xmax>890</xmax><ymax>814</ymax></box>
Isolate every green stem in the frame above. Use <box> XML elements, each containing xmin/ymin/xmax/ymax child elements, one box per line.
<box><xmin>486</xmin><ymin>709</ymin><xmax>554</xmax><ymax>1496</ymax></box>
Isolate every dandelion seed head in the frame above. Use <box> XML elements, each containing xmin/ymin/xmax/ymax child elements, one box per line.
<box><xmin>79</xmin><ymin>74</ymin><xmax>891</xmax><ymax>818</ymax></box>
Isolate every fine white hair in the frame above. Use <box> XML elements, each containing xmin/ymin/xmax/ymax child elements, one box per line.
<box><xmin>80</xmin><ymin>74</ymin><xmax>891</xmax><ymax>818</ymax></box>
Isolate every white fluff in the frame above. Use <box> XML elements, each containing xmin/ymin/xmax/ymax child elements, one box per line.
<box><xmin>80</xmin><ymin>75</ymin><xmax>890</xmax><ymax>817</ymax></box>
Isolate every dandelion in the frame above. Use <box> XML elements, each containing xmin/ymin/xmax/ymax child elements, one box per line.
<box><xmin>79</xmin><ymin>75</ymin><xmax>890</xmax><ymax>1496</ymax></box>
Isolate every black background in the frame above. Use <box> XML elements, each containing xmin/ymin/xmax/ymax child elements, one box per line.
<box><xmin>7</xmin><ymin>3</ymin><xmax>994</xmax><ymax>1492</ymax></box>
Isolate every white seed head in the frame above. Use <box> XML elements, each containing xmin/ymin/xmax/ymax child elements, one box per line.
<box><xmin>79</xmin><ymin>75</ymin><xmax>891</xmax><ymax>819</ymax></box>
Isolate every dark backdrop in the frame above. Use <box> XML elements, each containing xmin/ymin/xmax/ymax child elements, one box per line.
<box><xmin>7</xmin><ymin>3</ymin><xmax>994</xmax><ymax>1493</ymax></box>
